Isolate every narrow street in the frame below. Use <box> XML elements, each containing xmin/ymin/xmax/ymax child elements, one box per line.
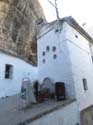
<box><xmin>0</xmin><ymin>94</ymin><xmax>73</xmax><ymax>125</ymax></box>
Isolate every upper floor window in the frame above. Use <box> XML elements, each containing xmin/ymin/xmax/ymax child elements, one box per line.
<box><xmin>46</xmin><ymin>46</ymin><xmax>50</xmax><ymax>52</ymax></box>
<box><xmin>53</xmin><ymin>54</ymin><xmax>57</xmax><ymax>59</ymax></box>
<box><xmin>5</xmin><ymin>64</ymin><xmax>13</xmax><ymax>79</ymax></box>
<box><xmin>82</xmin><ymin>78</ymin><xmax>88</xmax><ymax>91</ymax></box>
<box><xmin>52</xmin><ymin>46</ymin><xmax>56</xmax><ymax>52</ymax></box>
<box><xmin>43</xmin><ymin>59</ymin><xmax>46</xmax><ymax>64</ymax></box>
<box><xmin>75</xmin><ymin>35</ymin><xmax>78</xmax><ymax>38</ymax></box>
<box><xmin>42</xmin><ymin>51</ymin><xmax>45</xmax><ymax>56</ymax></box>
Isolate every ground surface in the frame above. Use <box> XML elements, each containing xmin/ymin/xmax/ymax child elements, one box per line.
<box><xmin>0</xmin><ymin>94</ymin><xmax>73</xmax><ymax>125</ymax></box>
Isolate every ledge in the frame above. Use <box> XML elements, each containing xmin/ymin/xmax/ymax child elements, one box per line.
<box><xmin>17</xmin><ymin>98</ymin><xmax>76</xmax><ymax>125</ymax></box>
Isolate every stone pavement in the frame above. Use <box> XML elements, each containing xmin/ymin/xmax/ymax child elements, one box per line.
<box><xmin>0</xmin><ymin>94</ymin><xmax>74</xmax><ymax>125</ymax></box>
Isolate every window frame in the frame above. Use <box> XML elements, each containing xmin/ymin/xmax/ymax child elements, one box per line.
<box><xmin>5</xmin><ymin>64</ymin><xmax>13</xmax><ymax>79</ymax></box>
<box><xmin>82</xmin><ymin>78</ymin><xmax>88</xmax><ymax>91</ymax></box>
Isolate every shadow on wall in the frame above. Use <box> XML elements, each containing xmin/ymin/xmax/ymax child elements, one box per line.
<box><xmin>80</xmin><ymin>105</ymin><xmax>93</xmax><ymax>125</ymax></box>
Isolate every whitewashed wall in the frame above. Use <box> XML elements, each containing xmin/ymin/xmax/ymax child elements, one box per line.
<box><xmin>28</xmin><ymin>101</ymin><xmax>79</xmax><ymax>125</ymax></box>
<box><xmin>64</xmin><ymin>22</ymin><xmax>93</xmax><ymax>111</ymax></box>
<box><xmin>90</xmin><ymin>45</ymin><xmax>93</xmax><ymax>56</ymax></box>
<box><xmin>38</xmin><ymin>21</ymin><xmax>93</xmax><ymax>111</ymax></box>
<box><xmin>0</xmin><ymin>52</ymin><xmax>37</xmax><ymax>98</ymax></box>
<box><xmin>37</xmin><ymin>24</ymin><xmax>75</xmax><ymax>99</ymax></box>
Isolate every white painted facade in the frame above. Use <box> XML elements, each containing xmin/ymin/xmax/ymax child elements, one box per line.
<box><xmin>0</xmin><ymin>52</ymin><xmax>37</xmax><ymax>98</ymax></box>
<box><xmin>37</xmin><ymin>21</ymin><xmax>93</xmax><ymax>112</ymax></box>
<box><xmin>28</xmin><ymin>101</ymin><xmax>79</xmax><ymax>125</ymax></box>
<box><xmin>65</xmin><ymin>22</ymin><xmax>93</xmax><ymax>111</ymax></box>
<box><xmin>0</xmin><ymin>17</ymin><xmax>93</xmax><ymax>125</ymax></box>
<box><xmin>37</xmin><ymin>24</ymin><xmax>75</xmax><ymax>99</ymax></box>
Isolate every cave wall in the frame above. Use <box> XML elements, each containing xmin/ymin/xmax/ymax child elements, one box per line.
<box><xmin>0</xmin><ymin>0</ymin><xmax>45</xmax><ymax>65</ymax></box>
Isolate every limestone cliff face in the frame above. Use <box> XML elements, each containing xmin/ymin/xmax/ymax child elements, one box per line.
<box><xmin>0</xmin><ymin>0</ymin><xmax>45</xmax><ymax>65</ymax></box>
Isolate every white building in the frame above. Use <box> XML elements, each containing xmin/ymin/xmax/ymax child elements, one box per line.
<box><xmin>0</xmin><ymin>48</ymin><xmax>37</xmax><ymax>98</ymax></box>
<box><xmin>37</xmin><ymin>16</ymin><xmax>93</xmax><ymax>125</ymax></box>
<box><xmin>1</xmin><ymin>16</ymin><xmax>93</xmax><ymax>125</ymax></box>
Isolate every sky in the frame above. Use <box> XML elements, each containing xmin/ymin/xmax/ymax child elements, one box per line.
<box><xmin>38</xmin><ymin>0</ymin><xmax>93</xmax><ymax>29</ymax></box>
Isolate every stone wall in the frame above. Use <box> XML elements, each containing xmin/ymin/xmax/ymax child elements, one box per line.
<box><xmin>0</xmin><ymin>0</ymin><xmax>45</xmax><ymax>65</ymax></box>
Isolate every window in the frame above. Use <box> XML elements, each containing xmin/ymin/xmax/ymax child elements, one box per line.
<box><xmin>75</xmin><ymin>35</ymin><xmax>78</xmax><ymax>38</ymax></box>
<box><xmin>5</xmin><ymin>64</ymin><xmax>13</xmax><ymax>79</ymax></box>
<box><xmin>42</xmin><ymin>51</ymin><xmax>45</xmax><ymax>56</ymax></box>
<box><xmin>43</xmin><ymin>59</ymin><xmax>45</xmax><ymax>64</ymax></box>
<box><xmin>52</xmin><ymin>46</ymin><xmax>56</xmax><ymax>52</ymax></box>
<box><xmin>53</xmin><ymin>54</ymin><xmax>57</xmax><ymax>59</ymax></box>
<box><xmin>46</xmin><ymin>46</ymin><xmax>50</xmax><ymax>52</ymax></box>
<box><xmin>82</xmin><ymin>79</ymin><xmax>88</xmax><ymax>91</ymax></box>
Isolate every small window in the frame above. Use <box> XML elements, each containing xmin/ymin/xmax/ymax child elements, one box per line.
<box><xmin>53</xmin><ymin>54</ymin><xmax>57</xmax><ymax>59</ymax></box>
<box><xmin>46</xmin><ymin>46</ymin><xmax>50</xmax><ymax>52</ymax></box>
<box><xmin>82</xmin><ymin>79</ymin><xmax>88</xmax><ymax>91</ymax></box>
<box><xmin>92</xmin><ymin>56</ymin><xmax>93</xmax><ymax>63</ymax></box>
<box><xmin>52</xmin><ymin>46</ymin><xmax>56</xmax><ymax>52</ymax></box>
<box><xmin>43</xmin><ymin>59</ymin><xmax>45</xmax><ymax>63</ymax></box>
<box><xmin>5</xmin><ymin>64</ymin><xmax>13</xmax><ymax>79</ymax></box>
<box><xmin>75</xmin><ymin>35</ymin><xmax>78</xmax><ymax>38</ymax></box>
<box><xmin>42</xmin><ymin>51</ymin><xmax>45</xmax><ymax>56</ymax></box>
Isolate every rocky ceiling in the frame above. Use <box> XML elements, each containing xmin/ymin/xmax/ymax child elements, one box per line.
<box><xmin>0</xmin><ymin>0</ymin><xmax>45</xmax><ymax>65</ymax></box>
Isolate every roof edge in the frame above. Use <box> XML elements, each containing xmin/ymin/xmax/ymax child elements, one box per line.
<box><xmin>0</xmin><ymin>47</ymin><xmax>37</xmax><ymax>67</ymax></box>
<box><xmin>38</xmin><ymin>16</ymin><xmax>93</xmax><ymax>44</ymax></box>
